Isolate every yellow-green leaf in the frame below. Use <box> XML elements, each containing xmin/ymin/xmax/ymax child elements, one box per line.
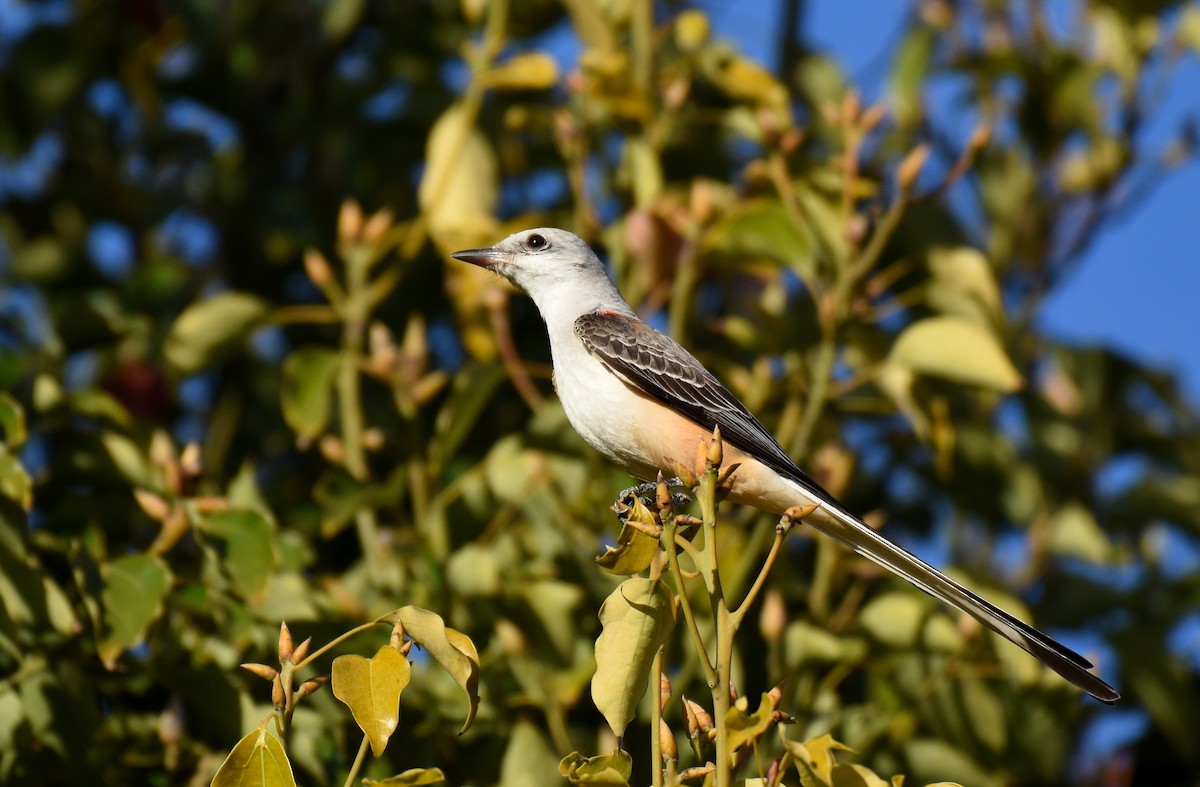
<box><xmin>200</xmin><ymin>508</ymin><xmax>276</xmax><ymax>598</ymax></box>
<box><xmin>331</xmin><ymin>646</ymin><xmax>412</xmax><ymax>757</ymax></box>
<box><xmin>1048</xmin><ymin>502</ymin><xmax>1111</xmax><ymax>563</ymax></box>
<box><xmin>961</xmin><ymin>677</ymin><xmax>1007</xmax><ymax>753</ymax></box>
<box><xmin>485</xmin><ymin>52</ymin><xmax>559</xmax><ymax>91</ymax></box>
<box><xmin>501</xmin><ymin>720</ymin><xmax>561</xmax><ymax>787</ymax></box>
<box><xmin>395</xmin><ymin>606</ymin><xmax>480</xmax><ymax>733</ymax></box>
<box><xmin>418</xmin><ymin>103</ymin><xmax>498</xmax><ymax>241</ymax></box>
<box><xmin>99</xmin><ymin>554</ymin><xmax>171</xmax><ymax>668</ymax></box>
<box><xmin>859</xmin><ymin>592</ymin><xmax>926</xmax><ymax>648</ymax></box>
<box><xmin>280</xmin><ymin>348</ymin><xmax>342</xmax><ymax>441</ymax></box>
<box><xmin>625</xmin><ymin>137</ymin><xmax>662</xmax><ymax>210</ymax></box>
<box><xmin>925</xmin><ymin>247</ymin><xmax>1004</xmax><ymax>330</ymax></box>
<box><xmin>596</xmin><ymin>498</ymin><xmax>660</xmax><ymax>575</ymax></box>
<box><xmin>889</xmin><ymin>316</ymin><xmax>1022</xmax><ymax>392</ymax></box>
<box><xmin>590</xmin><ymin>578</ymin><xmax>676</xmax><ymax>737</ymax></box>
<box><xmin>363</xmin><ymin>767</ymin><xmax>447</xmax><ymax>785</ymax></box>
<box><xmin>0</xmin><ymin>448</ymin><xmax>31</xmax><ymax>509</ymax></box>
<box><xmin>831</xmin><ymin>763</ymin><xmax>890</xmax><ymax>787</ymax></box>
<box><xmin>559</xmin><ymin>750</ymin><xmax>633</xmax><ymax>786</ymax></box>
<box><xmin>725</xmin><ymin>692</ymin><xmax>775</xmax><ymax>755</ymax></box>
<box><xmin>781</xmin><ymin>732</ymin><xmax>854</xmax><ymax>785</ymax></box>
<box><xmin>164</xmin><ymin>292</ymin><xmax>269</xmax><ymax>376</ymax></box>
<box><xmin>890</xmin><ymin>25</ymin><xmax>935</xmax><ymax>128</ymax></box>
<box><xmin>210</xmin><ymin>727</ymin><xmax>297</xmax><ymax>787</ymax></box>
<box><xmin>0</xmin><ymin>393</ymin><xmax>26</xmax><ymax>447</ymax></box>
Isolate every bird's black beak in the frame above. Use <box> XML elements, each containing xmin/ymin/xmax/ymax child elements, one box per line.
<box><xmin>450</xmin><ymin>246</ymin><xmax>507</xmax><ymax>269</ymax></box>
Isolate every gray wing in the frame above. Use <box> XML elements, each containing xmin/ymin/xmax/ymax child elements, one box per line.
<box><xmin>573</xmin><ymin>310</ymin><xmax>838</xmax><ymax>507</ymax></box>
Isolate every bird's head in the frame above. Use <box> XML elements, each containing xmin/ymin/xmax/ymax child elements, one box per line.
<box><xmin>451</xmin><ymin>228</ymin><xmax>613</xmax><ymax>304</ymax></box>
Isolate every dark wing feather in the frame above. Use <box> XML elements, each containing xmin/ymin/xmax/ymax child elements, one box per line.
<box><xmin>573</xmin><ymin>311</ymin><xmax>838</xmax><ymax>507</ymax></box>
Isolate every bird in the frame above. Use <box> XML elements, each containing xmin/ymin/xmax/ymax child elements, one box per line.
<box><xmin>451</xmin><ymin>227</ymin><xmax>1118</xmax><ymax>703</ymax></box>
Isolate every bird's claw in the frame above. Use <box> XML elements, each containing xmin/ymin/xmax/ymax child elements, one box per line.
<box><xmin>612</xmin><ymin>477</ymin><xmax>692</xmax><ymax>521</ymax></box>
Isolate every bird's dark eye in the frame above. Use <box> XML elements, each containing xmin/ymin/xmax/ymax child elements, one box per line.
<box><xmin>527</xmin><ymin>234</ymin><xmax>547</xmax><ymax>249</ymax></box>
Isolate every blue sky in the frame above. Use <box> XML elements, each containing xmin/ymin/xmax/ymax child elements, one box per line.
<box><xmin>715</xmin><ymin>0</ymin><xmax>1200</xmax><ymax>400</ymax></box>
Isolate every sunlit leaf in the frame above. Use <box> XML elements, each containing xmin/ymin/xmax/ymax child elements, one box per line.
<box><xmin>782</xmin><ymin>732</ymin><xmax>854</xmax><ymax>785</ymax></box>
<box><xmin>859</xmin><ymin>592</ymin><xmax>926</xmax><ymax>648</ymax></box>
<box><xmin>725</xmin><ymin>692</ymin><xmax>775</xmax><ymax>755</ymax></box>
<box><xmin>395</xmin><ymin>606</ymin><xmax>480</xmax><ymax>733</ymax></box>
<box><xmin>590</xmin><ymin>578</ymin><xmax>676</xmax><ymax>737</ymax></box>
<box><xmin>888</xmin><ymin>316</ymin><xmax>1022</xmax><ymax>392</ymax></box>
<box><xmin>418</xmin><ymin>103</ymin><xmax>498</xmax><ymax>243</ymax></box>
<box><xmin>280</xmin><ymin>347</ymin><xmax>342</xmax><ymax>441</ymax></box>
<box><xmin>0</xmin><ymin>394</ymin><xmax>26</xmax><ymax>447</ymax></box>
<box><xmin>364</xmin><ymin>768</ymin><xmax>447</xmax><ymax>786</ymax></box>
<box><xmin>596</xmin><ymin>497</ymin><xmax>660</xmax><ymax>575</ymax></box>
<box><xmin>485</xmin><ymin>52</ymin><xmax>559</xmax><ymax>91</ymax></box>
<box><xmin>332</xmin><ymin>645</ymin><xmax>412</xmax><ymax>756</ymax></box>
<box><xmin>559</xmin><ymin>750</ymin><xmax>633</xmax><ymax>786</ymax></box>
<box><xmin>99</xmin><ymin>554</ymin><xmax>171</xmax><ymax>668</ymax></box>
<box><xmin>1048</xmin><ymin>502</ymin><xmax>1112</xmax><ymax>563</ymax></box>
<box><xmin>210</xmin><ymin>727</ymin><xmax>297</xmax><ymax>787</ymax></box>
<box><xmin>164</xmin><ymin>292</ymin><xmax>269</xmax><ymax>376</ymax></box>
<box><xmin>924</xmin><ymin>247</ymin><xmax>1004</xmax><ymax>330</ymax></box>
<box><xmin>0</xmin><ymin>448</ymin><xmax>31</xmax><ymax>509</ymax></box>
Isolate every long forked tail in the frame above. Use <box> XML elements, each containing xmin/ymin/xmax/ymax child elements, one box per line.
<box><xmin>800</xmin><ymin>493</ymin><xmax>1119</xmax><ymax>703</ymax></box>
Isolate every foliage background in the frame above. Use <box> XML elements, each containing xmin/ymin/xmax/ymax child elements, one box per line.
<box><xmin>1</xmin><ymin>0</ymin><xmax>1199</xmax><ymax>784</ymax></box>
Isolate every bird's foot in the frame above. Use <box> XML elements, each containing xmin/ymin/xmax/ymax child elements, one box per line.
<box><xmin>612</xmin><ymin>477</ymin><xmax>692</xmax><ymax>522</ymax></box>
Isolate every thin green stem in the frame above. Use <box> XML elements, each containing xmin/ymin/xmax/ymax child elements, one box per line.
<box><xmin>293</xmin><ymin>614</ymin><xmax>394</xmax><ymax>671</ymax></box>
<box><xmin>342</xmin><ymin>734</ymin><xmax>371</xmax><ymax>787</ymax></box>
<box><xmin>651</xmin><ymin>645</ymin><xmax>664</xmax><ymax>787</ymax></box>
<box><xmin>663</xmin><ymin>517</ymin><xmax>716</xmax><ymax>685</ymax></box>
<box><xmin>730</xmin><ymin>525</ymin><xmax>788</xmax><ymax>629</ymax></box>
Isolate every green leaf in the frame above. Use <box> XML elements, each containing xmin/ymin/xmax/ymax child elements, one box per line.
<box><xmin>1048</xmin><ymin>502</ymin><xmax>1111</xmax><ymax>563</ymax></box>
<box><xmin>364</xmin><ymin>768</ymin><xmax>448</xmax><ymax>786</ymax></box>
<box><xmin>859</xmin><ymin>592</ymin><xmax>925</xmax><ymax>648</ymax></box>
<box><xmin>99</xmin><ymin>554</ymin><xmax>172</xmax><ymax>668</ymax></box>
<box><xmin>559</xmin><ymin>750</ymin><xmax>633</xmax><ymax>786</ymax></box>
<box><xmin>446</xmin><ymin>543</ymin><xmax>501</xmax><ymax>598</ymax></box>
<box><xmin>590</xmin><ymin>578</ymin><xmax>676</xmax><ymax>738</ymax></box>
<box><xmin>164</xmin><ymin>291</ymin><xmax>269</xmax><ymax>376</ymax></box>
<box><xmin>890</xmin><ymin>25</ymin><xmax>935</xmax><ymax>128</ymax></box>
<box><xmin>430</xmin><ymin>361</ymin><xmax>507</xmax><ymax>473</ymax></box>
<box><xmin>704</xmin><ymin>199</ymin><xmax>812</xmax><ymax>277</ymax></box>
<box><xmin>210</xmin><ymin>727</ymin><xmax>298</xmax><ymax>787</ymax></box>
<box><xmin>199</xmin><ymin>508</ymin><xmax>276</xmax><ymax>598</ymax></box>
<box><xmin>280</xmin><ymin>348</ymin><xmax>342</xmax><ymax>441</ymax></box>
<box><xmin>0</xmin><ymin>393</ymin><xmax>26</xmax><ymax>447</ymax></box>
<box><xmin>322</xmin><ymin>0</ymin><xmax>366</xmax><ymax>42</ymax></box>
<box><xmin>888</xmin><ymin>316</ymin><xmax>1023</xmax><ymax>392</ymax></box>
<box><xmin>924</xmin><ymin>247</ymin><xmax>1004</xmax><ymax>330</ymax></box>
<box><xmin>625</xmin><ymin>137</ymin><xmax>662</xmax><ymax>210</ymax></box>
<box><xmin>0</xmin><ymin>448</ymin><xmax>31</xmax><ymax>509</ymax></box>
<box><xmin>902</xmin><ymin>739</ymin><xmax>998</xmax><ymax>787</ymax></box>
<box><xmin>331</xmin><ymin>646</ymin><xmax>412</xmax><ymax>757</ymax></box>
<box><xmin>395</xmin><ymin>606</ymin><xmax>480</xmax><ymax>734</ymax></box>
<box><xmin>501</xmin><ymin>720</ymin><xmax>561</xmax><ymax>787</ymax></box>
<box><xmin>960</xmin><ymin>677</ymin><xmax>1006</xmax><ymax>753</ymax></box>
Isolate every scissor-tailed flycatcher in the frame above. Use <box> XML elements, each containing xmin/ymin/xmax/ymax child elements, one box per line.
<box><xmin>452</xmin><ymin>227</ymin><xmax>1118</xmax><ymax>703</ymax></box>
